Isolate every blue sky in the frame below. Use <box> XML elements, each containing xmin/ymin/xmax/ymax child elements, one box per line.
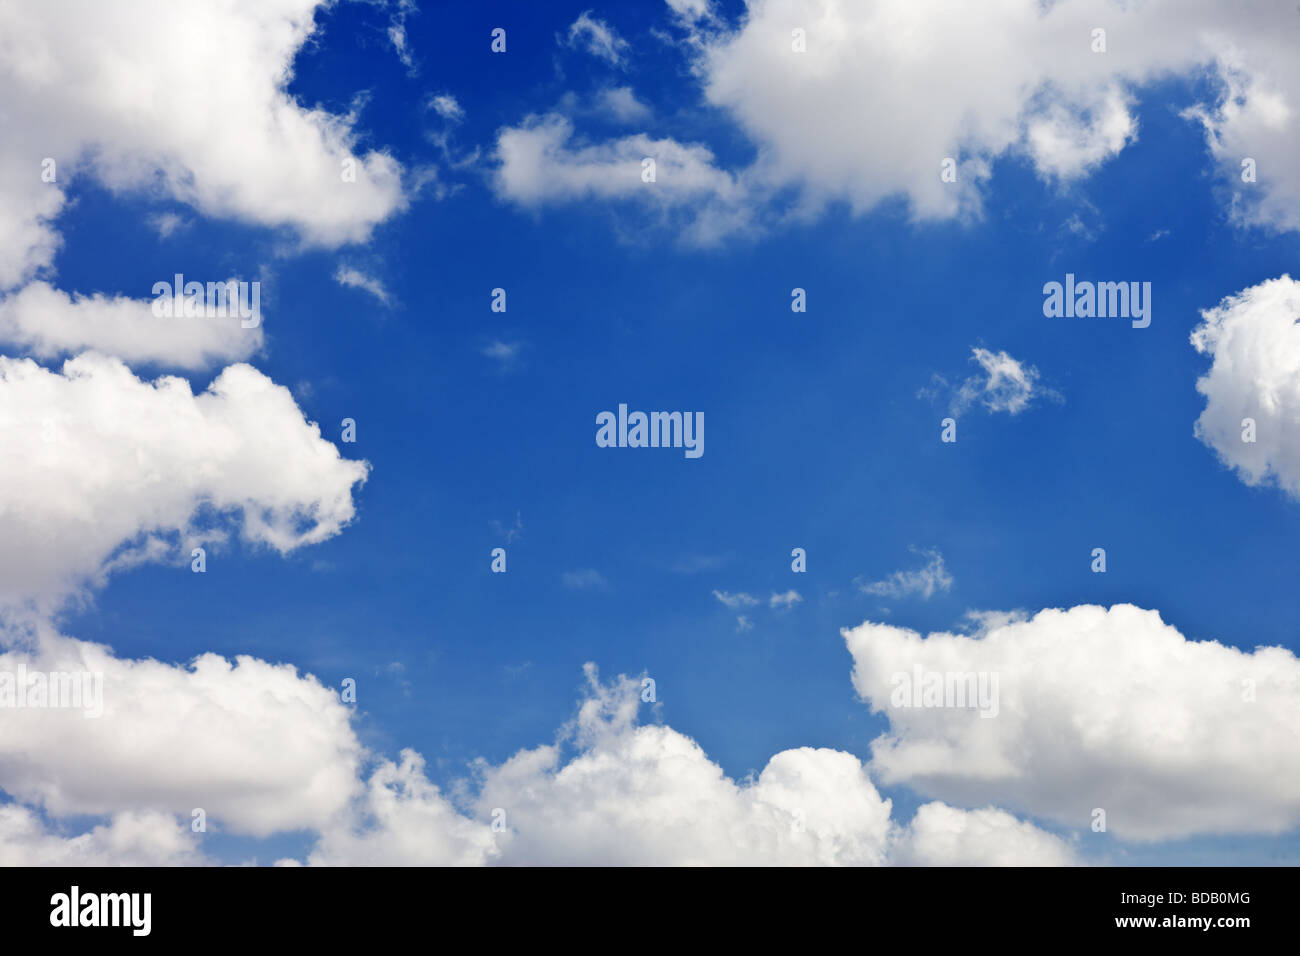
<box><xmin>3</xmin><ymin>0</ymin><xmax>1300</xmax><ymax>866</ymax></box>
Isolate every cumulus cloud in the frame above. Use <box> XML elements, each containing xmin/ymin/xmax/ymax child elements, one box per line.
<box><xmin>0</xmin><ymin>627</ymin><xmax>362</xmax><ymax>836</ymax></box>
<box><xmin>0</xmin><ymin>0</ymin><xmax>409</xmax><ymax>371</ymax></box>
<box><xmin>1191</xmin><ymin>275</ymin><xmax>1300</xmax><ymax>499</ymax></box>
<box><xmin>493</xmin><ymin>114</ymin><xmax>752</xmax><ymax>244</ymax></box>
<box><xmin>1184</xmin><ymin>40</ymin><xmax>1300</xmax><ymax>232</ymax></box>
<box><xmin>858</xmin><ymin>549</ymin><xmax>953</xmax><ymax>601</ymax></box>
<box><xmin>843</xmin><ymin>604</ymin><xmax>1300</xmax><ymax>841</ymax></box>
<box><xmin>300</xmin><ymin>665</ymin><xmax>1074</xmax><ymax>866</ymax></box>
<box><xmin>0</xmin><ymin>344</ymin><xmax>368</xmax><ymax>844</ymax></box>
<box><xmin>0</xmin><ymin>353</ymin><xmax>369</xmax><ymax>610</ymax></box>
<box><xmin>695</xmin><ymin>0</ymin><xmax>1300</xmax><ymax>226</ymax></box>
<box><xmin>0</xmin><ymin>281</ymin><xmax>262</xmax><ymax>369</ymax></box>
<box><xmin>0</xmin><ymin>642</ymin><xmax>1076</xmax><ymax>865</ymax></box>
<box><xmin>0</xmin><ymin>0</ymin><xmax>415</xmax><ymax>868</ymax></box>
<box><xmin>0</xmin><ymin>806</ymin><xmax>206</xmax><ymax>866</ymax></box>
<box><xmin>0</xmin><ymin>0</ymin><xmax>406</xmax><ymax>291</ymax></box>
<box><xmin>892</xmin><ymin>802</ymin><xmax>1077</xmax><ymax>867</ymax></box>
<box><xmin>304</xmin><ymin>750</ymin><xmax>496</xmax><ymax>866</ymax></box>
<box><xmin>494</xmin><ymin>1</ymin><xmax>1300</xmax><ymax>239</ymax></box>
<box><xmin>0</xmin><ymin>346</ymin><xmax>370</xmax><ymax>838</ymax></box>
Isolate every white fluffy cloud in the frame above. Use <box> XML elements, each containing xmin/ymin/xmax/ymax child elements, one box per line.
<box><xmin>0</xmin><ymin>805</ymin><xmax>205</xmax><ymax>866</ymax></box>
<box><xmin>0</xmin><ymin>352</ymin><xmax>369</xmax><ymax>609</ymax></box>
<box><xmin>493</xmin><ymin>114</ymin><xmax>752</xmax><ymax>244</ymax></box>
<box><xmin>0</xmin><ymin>627</ymin><xmax>362</xmax><ymax>837</ymax></box>
<box><xmin>0</xmin><ymin>0</ymin><xmax>405</xmax><ymax>290</ymax></box>
<box><xmin>0</xmin><ymin>281</ymin><xmax>262</xmax><ymax>369</ymax></box>
<box><xmin>0</xmin><ymin>0</ymin><xmax>395</xmax><ymax>865</ymax></box>
<box><xmin>0</xmin><ymin>0</ymin><xmax>407</xmax><ymax>365</ymax></box>
<box><xmin>497</xmin><ymin>1</ymin><xmax>1300</xmax><ymax>239</ymax></box>
<box><xmin>472</xmin><ymin>690</ymin><xmax>895</xmax><ymax>865</ymax></box>
<box><xmin>300</xmin><ymin>665</ymin><xmax>1075</xmax><ymax>866</ymax></box>
<box><xmin>697</xmin><ymin>0</ymin><xmax>1300</xmax><ymax>226</ymax></box>
<box><xmin>0</xmin><ymin>346</ymin><xmax>369</xmax><ymax>838</ymax></box>
<box><xmin>303</xmin><ymin>750</ymin><xmax>499</xmax><ymax>866</ymax></box>
<box><xmin>892</xmin><ymin>802</ymin><xmax>1078</xmax><ymax>867</ymax></box>
<box><xmin>1191</xmin><ymin>275</ymin><xmax>1300</xmax><ymax>499</ymax></box>
<box><xmin>844</xmin><ymin>604</ymin><xmax>1300</xmax><ymax>841</ymax></box>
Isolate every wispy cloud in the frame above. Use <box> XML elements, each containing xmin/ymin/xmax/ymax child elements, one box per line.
<box><xmin>712</xmin><ymin>590</ymin><xmax>758</xmax><ymax>609</ymax></box>
<box><xmin>858</xmin><ymin>549</ymin><xmax>953</xmax><ymax>600</ymax></box>
<box><xmin>334</xmin><ymin>265</ymin><xmax>392</xmax><ymax>306</ymax></box>
<box><xmin>148</xmin><ymin>212</ymin><xmax>189</xmax><ymax>239</ymax></box>
<box><xmin>595</xmin><ymin>86</ymin><xmax>651</xmax><ymax>123</ymax></box>
<box><xmin>563</xmin><ymin>569</ymin><xmax>608</xmax><ymax>590</ymax></box>
<box><xmin>491</xmin><ymin>512</ymin><xmax>523</xmax><ymax>544</ymax></box>
<box><xmin>921</xmin><ymin>348</ymin><xmax>1059</xmax><ymax>417</ymax></box>
<box><xmin>482</xmin><ymin>339</ymin><xmax>523</xmax><ymax>371</ymax></box>
<box><xmin>671</xmin><ymin>553</ymin><xmax>728</xmax><ymax>574</ymax></box>
<box><xmin>428</xmin><ymin>94</ymin><xmax>464</xmax><ymax>122</ymax></box>
<box><xmin>387</xmin><ymin>0</ymin><xmax>419</xmax><ymax>76</ymax></box>
<box><xmin>564</xmin><ymin>12</ymin><xmax>629</xmax><ymax>67</ymax></box>
<box><xmin>769</xmin><ymin>590</ymin><xmax>803</xmax><ymax>610</ymax></box>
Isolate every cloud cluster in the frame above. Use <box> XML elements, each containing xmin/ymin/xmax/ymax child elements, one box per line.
<box><xmin>300</xmin><ymin>665</ymin><xmax>1078</xmax><ymax>866</ymax></box>
<box><xmin>495</xmin><ymin>0</ymin><xmax>1300</xmax><ymax>241</ymax></box>
<box><xmin>0</xmin><ymin>806</ymin><xmax>205</xmax><ymax>867</ymax></box>
<box><xmin>1</xmin><ymin>0</ymin><xmax>1293</xmax><ymax>868</ymax></box>
<box><xmin>0</xmin><ymin>0</ymin><xmax>407</xmax><ymax>364</ymax></box>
